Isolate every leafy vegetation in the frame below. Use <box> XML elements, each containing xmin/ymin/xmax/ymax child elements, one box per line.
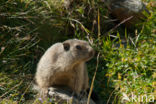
<box><xmin>0</xmin><ymin>0</ymin><xmax>156</xmax><ymax>104</ymax></box>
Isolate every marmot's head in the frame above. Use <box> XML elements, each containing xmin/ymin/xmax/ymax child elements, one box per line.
<box><xmin>62</xmin><ymin>39</ymin><xmax>94</xmax><ymax>63</ymax></box>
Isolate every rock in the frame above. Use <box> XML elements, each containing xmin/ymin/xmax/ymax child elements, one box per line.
<box><xmin>104</xmin><ymin>0</ymin><xmax>150</xmax><ymax>27</ymax></box>
<box><xmin>48</xmin><ymin>87</ymin><xmax>96</xmax><ymax>104</ymax></box>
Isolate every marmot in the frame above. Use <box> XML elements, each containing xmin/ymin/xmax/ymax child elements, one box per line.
<box><xmin>34</xmin><ymin>39</ymin><xmax>94</xmax><ymax>97</ymax></box>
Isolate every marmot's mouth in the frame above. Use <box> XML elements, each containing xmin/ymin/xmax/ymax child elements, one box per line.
<box><xmin>84</xmin><ymin>50</ymin><xmax>94</xmax><ymax>61</ymax></box>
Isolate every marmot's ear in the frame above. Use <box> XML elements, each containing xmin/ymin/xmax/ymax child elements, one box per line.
<box><xmin>63</xmin><ymin>42</ymin><xmax>70</xmax><ymax>51</ymax></box>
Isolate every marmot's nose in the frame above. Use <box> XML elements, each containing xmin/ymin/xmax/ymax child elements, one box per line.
<box><xmin>89</xmin><ymin>49</ymin><xmax>95</xmax><ymax>57</ymax></box>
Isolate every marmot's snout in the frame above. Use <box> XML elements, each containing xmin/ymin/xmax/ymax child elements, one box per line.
<box><xmin>88</xmin><ymin>47</ymin><xmax>95</xmax><ymax>59</ymax></box>
<box><xmin>89</xmin><ymin>49</ymin><xmax>94</xmax><ymax>57</ymax></box>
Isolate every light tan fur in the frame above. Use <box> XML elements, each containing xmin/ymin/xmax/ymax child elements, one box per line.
<box><xmin>34</xmin><ymin>39</ymin><xmax>94</xmax><ymax>97</ymax></box>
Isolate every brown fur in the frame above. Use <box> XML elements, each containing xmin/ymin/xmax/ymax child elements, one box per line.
<box><xmin>34</xmin><ymin>39</ymin><xmax>94</xmax><ymax>97</ymax></box>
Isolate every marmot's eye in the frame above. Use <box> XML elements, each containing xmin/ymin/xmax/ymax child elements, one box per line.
<box><xmin>76</xmin><ymin>45</ymin><xmax>82</xmax><ymax>50</ymax></box>
<box><xmin>63</xmin><ymin>43</ymin><xmax>70</xmax><ymax>51</ymax></box>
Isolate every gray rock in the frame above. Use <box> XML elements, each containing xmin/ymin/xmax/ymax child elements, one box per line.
<box><xmin>104</xmin><ymin>0</ymin><xmax>150</xmax><ymax>26</ymax></box>
<box><xmin>48</xmin><ymin>87</ymin><xmax>96</xmax><ymax>104</ymax></box>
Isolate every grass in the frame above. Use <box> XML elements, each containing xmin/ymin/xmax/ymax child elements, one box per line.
<box><xmin>0</xmin><ymin>0</ymin><xmax>156</xmax><ymax>104</ymax></box>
